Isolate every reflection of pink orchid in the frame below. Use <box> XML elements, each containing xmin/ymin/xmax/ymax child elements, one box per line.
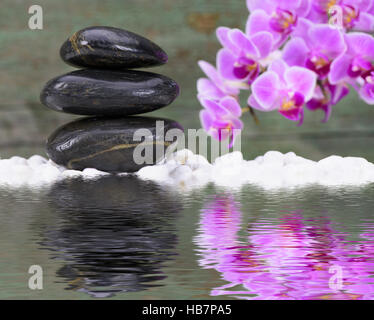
<box><xmin>196</xmin><ymin>195</ymin><xmax>374</xmax><ymax>300</ymax></box>
<box><xmin>199</xmin><ymin>96</ymin><xmax>243</xmax><ymax>148</ymax></box>
<box><xmin>249</xmin><ymin>59</ymin><xmax>317</xmax><ymax>124</ymax></box>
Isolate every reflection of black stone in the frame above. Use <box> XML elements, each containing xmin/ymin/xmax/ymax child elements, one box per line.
<box><xmin>46</xmin><ymin>116</ymin><xmax>183</xmax><ymax>172</ymax></box>
<box><xmin>43</xmin><ymin>175</ymin><xmax>181</xmax><ymax>298</ymax></box>
<box><xmin>60</xmin><ymin>26</ymin><xmax>168</xmax><ymax>70</ymax></box>
<box><xmin>40</xmin><ymin>69</ymin><xmax>179</xmax><ymax>116</ymax></box>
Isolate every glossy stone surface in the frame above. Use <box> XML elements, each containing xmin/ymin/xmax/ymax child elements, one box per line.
<box><xmin>40</xmin><ymin>69</ymin><xmax>179</xmax><ymax>116</ymax></box>
<box><xmin>60</xmin><ymin>26</ymin><xmax>168</xmax><ymax>69</ymax></box>
<box><xmin>46</xmin><ymin>116</ymin><xmax>183</xmax><ymax>173</ymax></box>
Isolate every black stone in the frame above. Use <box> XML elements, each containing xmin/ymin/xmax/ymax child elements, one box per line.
<box><xmin>40</xmin><ymin>69</ymin><xmax>180</xmax><ymax>116</ymax></box>
<box><xmin>60</xmin><ymin>26</ymin><xmax>168</xmax><ymax>69</ymax></box>
<box><xmin>46</xmin><ymin>116</ymin><xmax>184</xmax><ymax>173</ymax></box>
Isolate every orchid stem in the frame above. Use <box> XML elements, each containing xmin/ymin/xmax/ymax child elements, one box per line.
<box><xmin>242</xmin><ymin>106</ymin><xmax>260</xmax><ymax>125</ymax></box>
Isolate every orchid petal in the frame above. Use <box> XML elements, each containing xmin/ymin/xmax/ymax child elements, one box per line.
<box><xmin>279</xmin><ymin>105</ymin><xmax>303</xmax><ymax>122</ymax></box>
<box><xmin>353</xmin><ymin>12</ymin><xmax>374</xmax><ymax>32</ymax></box>
<box><xmin>217</xmin><ymin>49</ymin><xmax>238</xmax><ymax>80</ymax></box>
<box><xmin>248</xmin><ymin>94</ymin><xmax>274</xmax><ymax>111</ymax></box>
<box><xmin>296</xmin><ymin>0</ymin><xmax>312</xmax><ymax>17</ymax></box>
<box><xmin>197</xmin><ymin>78</ymin><xmax>225</xmax><ymax>100</ymax></box>
<box><xmin>246</xmin><ymin>0</ymin><xmax>275</xmax><ymax>13</ymax></box>
<box><xmin>220</xmin><ymin>96</ymin><xmax>242</xmax><ymax>117</ymax></box>
<box><xmin>308</xmin><ymin>24</ymin><xmax>346</xmax><ymax>58</ymax></box>
<box><xmin>268</xmin><ymin>59</ymin><xmax>289</xmax><ymax>81</ymax></box>
<box><xmin>346</xmin><ymin>33</ymin><xmax>374</xmax><ymax>59</ymax></box>
<box><xmin>229</xmin><ymin>29</ymin><xmax>259</xmax><ymax>57</ymax></box>
<box><xmin>284</xmin><ymin>67</ymin><xmax>317</xmax><ymax>101</ymax></box>
<box><xmin>329</xmin><ymin>54</ymin><xmax>352</xmax><ymax>84</ymax></box>
<box><xmin>246</xmin><ymin>9</ymin><xmax>272</xmax><ymax>35</ymax></box>
<box><xmin>293</xmin><ymin>17</ymin><xmax>313</xmax><ymax>39</ymax></box>
<box><xmin>359</xmin><ymin>83</ymin><xmax>374</xmax><ymax>104</ymax></box>
<box><xmin>198</xmin><ymin>60</ymin><xmax>222</xmax><ymax>84</ymax></box>
<box><xmin>216</xmin><ymin>27</ymin><xmax>240</xmax><ymax>55</ymax></box>
<box><xmin>250</xmin><ymin>31</ymin><xmax>274</xmax><ymax>58</ymax></box>
<box><xmin>200</xmin><ymin>98</ymin><xmax>230</xmax><ymax>117</ymax></box>
<box><xmin>200</xmin><ymin>110</ymin><xmax>214</xmax><ymax>132</ymax></box>
<box><xmin>282</xmin><ymin>37</ymin><xmax>309</xmax><ymax>67</ymax></box>
<box><xmin>252</xmin><ymin>71</ymin><xmax>281</xmax><ymax>110</ymax></box>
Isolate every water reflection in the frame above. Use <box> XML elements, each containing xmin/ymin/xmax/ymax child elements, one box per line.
<box><xmin>43</xmin><ymin>176</ymin><xmax>181</xmax><ymax>298</ymax></box>
<box><xmin>195</xmin><ymin>192</ymin><xmax>374</xmax><ymax>300</ymax></box>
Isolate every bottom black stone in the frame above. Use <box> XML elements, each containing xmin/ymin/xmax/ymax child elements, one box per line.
<box><xmin>46</xmin><ymin>116</ymin><xmax>184</xmax><ymax>173</ymax></box>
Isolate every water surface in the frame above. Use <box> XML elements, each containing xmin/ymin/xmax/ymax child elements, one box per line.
<box><xmin>0</xmin><ymin>174</ymin><xmax>373</xmax><ymax>300</ymax></box>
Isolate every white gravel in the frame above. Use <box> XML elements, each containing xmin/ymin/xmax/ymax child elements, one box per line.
<box><xmin>1</xmin><ymin>149</ymin><xmax>374</xmax><ymax>189</ymax></box>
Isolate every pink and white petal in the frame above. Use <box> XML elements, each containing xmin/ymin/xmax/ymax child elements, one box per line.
<box><xmin>331</xmin><ymin>84</ymin><xmax>349</xmax><ymax>104</ymax></box>
<box><xmin>293</xmin><ymin>17</ymin><xmax>313</xmax><ymax>39</ymax></box>
<box><xmin>220</xmin><ymin>96</ymin><xmax>242</xmax><ymax>117</ymax></box>
<box><xmin>296</xmin><ymin>0</ymin><xmax>312</xmax><ymax>17</ymax></box>
<box><xmin>252</xmin><ymin>71</ymin><xmax>281</xmax><ymax>110</ymax></box>
<box><xmin>199</xmin><ymin>98</ymin><xmax>230</xmax><ymax>117</ymax></box>
<box><xmin>248</xmin><ymin>94</ymin><xmax>268</xmax><ymax>111</ymax></box>
<box><xmin>229</xmin><ymin>29</ymin><xmax>259</xmax><ymax>57</ymax></box>
<box><xmin>279</xmin><ymin>106</ymin><xmax>303</xmax><ymax>122</ymax></box>
<box><xmin>250</xmin><ymin>31</ymin><xmax>274</xmax><ymax>58</ymax></box>
<box><xmin>308</xmin><ymin>24</ymin><xmax>346</xmax><ymax>58</ymax></box>
<box><xmin>353</xmin><ymin>12</ymin><xmax>374</xmax><ymax>32</ymax></box>
<box><xmin>359</xmin><ymin>85</ymin><xmax>374</xmax><ymax>104</ymax></box>
<box><xmin>211</xmin><ymin>119</ymin><xmax>231</xmax><ymax>141</ymax></box>
<box><xmin>197</xmin><ymin>78</ymin><xmax>225</xmax><ymax>100</ymax></box>
<box><xmin>345</xmin><ymin>32</ymin><xmax>374</xmax><ymax>59</ymax></box>
<box><xmin>216</xmin><ymin>27</ymin><xmax>241</xmax><ymax>55</ymax></box>
<box><xmin>198</xmin><ymin>60</ymin><xmax>222</xmax><ymax>84</ymax></box>
<box><xmin>200</xmin><ymin>110</ymin><xmax>214</xmax><ymax>132</ymax></box>
<box><xmin>231</xmin><ymin>117</ymin><xmax>244</xmax><ymax>130</ymax></box>
<box><xmin>246</xmin><ymin>0</ymin><xmax>274</xmax><ymax>13</ymax></box>
<box><xmin>268</xmin><ymin>59</ymin><xmax>289</xmax><ymax>81</ymax></box>
<box><xmin>282</xmin><ymin>37</ymin><xmax>309</xmax><ymax>67</ymax></box>
<box><xmin>284</xmin><ymin>67</ymin><xmax>317</xmax><ymax>101</ymax></box>
<box><xmin>246</xmin><ymin>9</ymin><xmax>272</xmax><ymax>35</ymax></box>
<box><xmin>217</xmin><ymin>49</ymin><xmax>238</xmax><ymax>81</ymax></box>
<box><xmin>305</xmin><ymin>7</ymin><xmax>328</xmax><ymax>24</ymax></box>
<box><xmin>345</xmin><ymin>0</ymin><xmax>372</xmax><ymax>11</ymax></box>
<box><xmin>328</xmin><ymin>54</ymin><xmax>352</xmax><ymax>84</ymax></box>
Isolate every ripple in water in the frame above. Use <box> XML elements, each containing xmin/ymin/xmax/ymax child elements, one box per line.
<box><xmin>42</xmin><ymin>176</ymin><xmax>181</xmax><ymax>298</ymax></box>
<box><xmin>195</xmin><ymin>191</ymin><xmax>374</xmax><ymax>300</ymax></box>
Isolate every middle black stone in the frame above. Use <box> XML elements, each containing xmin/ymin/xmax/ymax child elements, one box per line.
<box><xmin>40</xmin><ymin>69</ymin><xmax>180</xmax><ymax>116</ymax></box>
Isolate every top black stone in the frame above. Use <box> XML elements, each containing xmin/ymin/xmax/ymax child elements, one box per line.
<box><xmin>60</xmin><ymin>26</ymin><xmax>168</xmax><ymax>69</ymax></box>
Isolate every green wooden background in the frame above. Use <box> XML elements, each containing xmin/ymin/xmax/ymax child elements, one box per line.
<box><xmin>0</xmin><ymin>0</ymin><xmax>373</xmax><ymax>161</ymax></box>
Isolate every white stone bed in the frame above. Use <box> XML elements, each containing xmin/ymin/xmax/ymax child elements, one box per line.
<box><xmin>1</xmin><ymin>149</ymin><xmax>374</xmax><ymax>189</ymax></box>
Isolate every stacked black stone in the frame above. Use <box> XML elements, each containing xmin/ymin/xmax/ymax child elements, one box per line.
<box><xmin>40</xmin><ymin>26</ymin><xmax>182</xmax><ymax>173</ymax></box>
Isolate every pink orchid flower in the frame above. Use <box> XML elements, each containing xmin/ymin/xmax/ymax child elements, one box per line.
<box><xmin>199</xmin><ymin>96</ymin><xmax>243</xmax><ymax>148</ymax></box>
<box><xmin>216</xmin><ymin>27</ymin><xmax>274</xmax><ymax>84</ymax></box>
<box><xmin>249</xmin><ymin>59</ymin><xmax>317</xmax><ymax>124</ymax></box>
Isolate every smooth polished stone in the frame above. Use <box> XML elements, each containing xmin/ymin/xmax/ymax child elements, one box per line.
<box><xmin>60</xmin><ymin>26</ymin><xmax>168</xmax><ymax>69</ymax></box>
<box><xmin>40</xmin><ymin>69</ymin><xmax>179</xmax><ymax>116</ymax></box>
<box><xmin>46</xmin><ymin>116</ymin><xmax>184</xmax><ymax>173</ymax></box>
